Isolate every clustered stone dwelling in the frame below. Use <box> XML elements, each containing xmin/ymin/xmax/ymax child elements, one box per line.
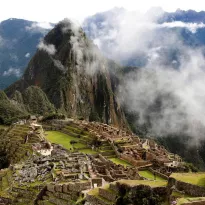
<box><xmin>74</xmin><ymin>120</ymin><xmax>183</xmax><ymax>175</ymax></box>
<box><xmin>0</xmin><ymin>117</ymin><xmax>205</xmax><ymax>205</ymax></box>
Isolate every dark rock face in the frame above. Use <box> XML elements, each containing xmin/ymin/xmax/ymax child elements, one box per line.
<box><xmin>6</xmin><ymin>20</ymin><xmax>126</xmax><ymax>127</ymax></box>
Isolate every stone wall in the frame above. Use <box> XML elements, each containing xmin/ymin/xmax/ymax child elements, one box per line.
<box><xmin>168</xmin><ymin>178</ymin><xmax>205</xmax><ymax>197</ymax></box>
<box><xmin>91</xmin><ymin>178</ymin><xmax>103</xmax><ymax>187</ymax></box>
<box><xmin>0</xmin><ymin>197</ymin><xmax>11</xmax><ymax>205</ymax></box>
<box><xmin>37</xmin><ymin>181</ymin><xmax>91</xmax><ymax>204</ymax></box>
<box><xmin>99</xmin><ymin>188</ymin><xmax>117</xmax><ymax>201</ymax></box>
<box><xmin>86</xmin><ymin>194</ymin><xmax>114</xmax><ymax>205</ymax></box>
<box><xmin>119</xmin><ymin>154</ymin><xmax>151</xmax><ymax>167</ymax></box>
<box><xmin>148</xmin><ymin>168</ymin><xmax>169</xmax><ymax>180</ymax></box>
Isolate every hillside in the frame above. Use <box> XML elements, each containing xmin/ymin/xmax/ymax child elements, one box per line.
<box><xmin>5</xmin><ymin>19</ymin><xmax>126</xmax><ymax>127</ymax></box>
<box><xmin>0</xmin><ymin>118</ymin><xmax>204</xmax><ymax>204</ymax></box>
<box><xmin>0</xmin><ymin>91</ymin><xmax>28</xmax><ymax>125</ymax></box>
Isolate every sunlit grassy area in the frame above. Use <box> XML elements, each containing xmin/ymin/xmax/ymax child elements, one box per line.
<box><xmin>171</xmin><ymin>191</ymin><xmax>191</xmax><ymax>198</ymax></box>
<box><xmin>88</xmin><ymin>188</ymin><xmax>99</xmax><ymax>195</ymax></box>
<box><xmin>0</xmin><ymin>125</ymin><xmax>8</xmax><ymax>129</ymax></box>
<box><xmin>45</xmin><ymin>131</ymin><xmax>85</xmax><ymax>150</ymax></box>
<box><xmin>109</xmin><ymin>158</ymin><xmax>132</xmax><ymax>167</ymax></box>
<box><xmin>171</xmin><ymin>173</ymin><xmax>205</xmax><ymax>187</ymax></box>
<box><xmin>139</xmin><ymin>170</ymin><xmax>166</xmax><ymax>181</ymax></box>
<box><xmin>119</xmin><ymin>179</ymin><xmax>167</xmax><ymax>187</ymax></box>
<box><xmin>177</xmin><ymin>197</ymin><xmax>205</xmax><ymax>205</ymax></box>
<box><xmin>79</xmin><ymin>149</ymin><xmax>97</xmax><ymax>154</ymax></box>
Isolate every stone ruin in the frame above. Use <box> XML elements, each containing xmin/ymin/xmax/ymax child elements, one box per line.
<box><xmin>0</xmin><ymin>118</ymin><xmax>194</xmax><ymax>204</ymax></box>
<box><xmin>89</xmin><ymin>154</ymin><xmax>140</xmax><ymax>182</ymax></box>
<box><xmin>73</xmin><ymin>120</ymin><xmax>184</xmax><ymax>176</ymax></box>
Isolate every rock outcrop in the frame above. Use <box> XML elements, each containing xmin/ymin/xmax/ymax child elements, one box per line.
<box><xmin>6</xmin><ymin>19</ymin><xmax>126</xmax><ymax>128</ymax></box>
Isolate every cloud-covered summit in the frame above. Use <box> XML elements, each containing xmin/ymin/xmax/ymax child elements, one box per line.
<box><xmin>83</xmin><ymin>7</ymin><xmax>205</xmax><ymax>141</ymax></box>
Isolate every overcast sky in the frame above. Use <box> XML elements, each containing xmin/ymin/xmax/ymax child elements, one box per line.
<box><xmin>1</xmin><ymin>0</ymin><xmax>205</xmax><ymax>23</ymax></box>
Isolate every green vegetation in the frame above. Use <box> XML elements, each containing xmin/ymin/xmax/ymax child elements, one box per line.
<box><xmin>177</xmin><ymin>197</ymin><xmax>205</xmax><ymax>205</ymax></box>
<box><xmin>171</xmin><ymin>172</ymin><xmax>205</xmax><ymax>187</ymax></box>
<box><xmin>79</xmin><ymin>149</ymin><xmax>97</xmax><ymax>154</ymax></box>
<box><xmin>184</xmin><ymin>162</ymin><xmax>199</xmax><ymax>172</ymax></box>
<box><xmin>88</xmin><ymin>187</ymin><xmax>99</xmax><ymax>196</ymax></box>
<box><xmin>139</xmin><ymin>170</ymin><xmax>166</xmax><ymax>181</ymax></box>
<box><xmin>119</xmin><ymin>180</ymin><xmax>167</xmax><ymax>187</ymax></box>
<box><xmin>0</xmin><ymin>125</ymin><xmax>8</xmax><ymax>129</ymax></box>
<box><xmin>0</xmin><ymin>91</ymin><xmax>28</xmax><ymax>125</ymax></box>
<box><xmin>0</xmin><ymin>91</ymin><xmax>9</xmax><ymax>101</ymax></box>
<box><xmin>45</xmin><ymin>131</ymin><xmax>85</xmax><ymax>150</ymax></box>
<box><xmin>42</xmin><ymin>113</ymin><xmax>66</xmax><ymax>121</ymax></box>
<box><xmin>118</xmin><ymin>180</ymin><xmax>166</xmax><ymax>205</ymax></box>
<box><xmin>171</xmin><ymin>191</ymin><xmax>191</xmax><ymax>198</ymax></box>
<box><xmin>23</xmin><ymin>86</ymin><xmax>55</xmax><ymax>115</ymax></box>
<box><xmin>109</xmin><ymin>158</ymin><xmax>132</xmax><ymax>167</ymax></box>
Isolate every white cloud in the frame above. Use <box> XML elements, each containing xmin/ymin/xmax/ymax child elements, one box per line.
<box><xmin>158</xmin><ymin>21</ymin><xmax>205</xmax><ymax>33</ymax></box>
<box><xmin>53</xmin><ymin>59</ymin><xmax>66</xmax><ymax>72</ymax></box>
<box><xmin>26</xmin><ymin>22</ymin><xmax>53</xmax><ymax>33</ymax></box>
<box><xmin>1</xmin><ymin>0</ymin><xmax>205</xmax><ymax>23</ymax></box>
<box><xmin>37</xmin><ymin>41</ymin><xmax>56</xmax><ymax>55</ymax></box>
<box><xmin>2</xmin><ymin>68</ymin><xmax>21</xmax><ymax>77</ymax></box>
<box><xmin>85</xmin><ymin>10</ymin><xmax>205</xmax><ymax>66</ymax></box>
<box><xmin>25</xmin><ymin>53</ymin><xmax>30</xmax><ymax>58</ymax></box>
<box><xmin>83</xmin><ymin>9</ymin><xmax>205</xmax><ymax>139</ymax></box>
<box><xmin>62</xmin><ymin>18</ymin><xmax>103</xmax><ymax>75</ymax></box>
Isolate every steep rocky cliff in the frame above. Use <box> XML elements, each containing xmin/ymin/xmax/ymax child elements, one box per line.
<box><xmin>6</xmin><ymin>19</ymin><xmax>126</xmax><ymax>127</ymax></box>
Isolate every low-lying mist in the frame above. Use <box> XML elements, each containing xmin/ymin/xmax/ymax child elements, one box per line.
<box><xmin>84</xmin><ymin>8</ymin><xmax>205</xmax><ymax>141</ymax></box>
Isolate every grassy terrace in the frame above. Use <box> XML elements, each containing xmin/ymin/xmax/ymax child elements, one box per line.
<box><xmin>79</xmin><ymin>149</ymin><xmax>97</xmax><ymax>154</ymax></box>
<box><xmin>172</xmin><ymin>191</ymin><xmax>191</xmax><ymax>198</ymax></box>
<box><xmin>45</xmin><ymin>131</ymin><xmax>100</xmax><ymax>154</ymax></box>
<box><xmin>45</xmin><ymin>131</ymin><xmax>85</xmax><ymax>151</ymax></box>
<box><xmin>171</xmin><ymin>173</ymin><xmax>205</xmax><ymax>187</ymax></box>
<box><xmin>0</xmin><ymin>125</ymin><xmax>7</xmax><ymax>128</ymax></box>
<box><xmin>139</xmin><ymin>170</ymin><xmax>166</xmax><ymax>181</ymax></box>
<box><xmin>118</xmin><ymin>179</ymin><xmax>167</xmax><ymax>187</ymax></box>
<box><xmin>45</xmin><ymin>130</ymin><xmax>116</xmax><ymax>155</ymax></box>
<box><xmin>109</xmin><ymin>158</ymin><xmax>132</xmax><ymax>167</ymax></box>
<box><xmin>177</xmin><ymin>197</ymin><xmax>205</xmax><ymax>205</ymax></box>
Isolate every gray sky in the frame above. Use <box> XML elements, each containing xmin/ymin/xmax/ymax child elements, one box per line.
<box><xmin>1</xmin><ymin>0</ymin><xmax>205</xmax><ymax>23</ymax></box>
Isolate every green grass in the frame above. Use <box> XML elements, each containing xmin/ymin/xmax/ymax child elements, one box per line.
<box><xmin>119</xmin><ymin>179</ymin><xmax>167</xmax><ymax>187</ymax></box>
<box><xmin>79</xmin><ymin>149</ymin><xmax>97</xmax><ymax>154</ymax></box>
<box><xmin>177</xmin><ymin>197</ymin><xmax>205</xmax><ymax>205</ymax></box>
<box><xmin>88</xmin><ymin>188</ymin><xmax>99</xmax><ymax>195</ymax></box>
<box><xmin>2</xmin><ymin>175</ymin><xmax>9</xmax><ymax>190</ymax></box>
<box><xmin>45</xmin><ymin>131</ymin><xmax>85</xmax><ymax>151</ymax></box>
<box><xmin>45</xmin><ymin>131</ymin><xmax>112</xmax><ymax>155</ymax></box>
<box><xmin>171</xmin><ymin>191</ymin><xmax>191</xmax><ymax>198</ymax></box>
<box><xmin>0</xmin><ymin>125</ymin><xmax>8</xmax><ymax>129</ymax></box>
<box><xmin>139</xmin><ymin>170</ymin><xmax>166</xmax><ymax>181</ymax></box>
<box><xmin>109</xmin><ymin>158</ymin><xmax>132</xmax><ymax>167</ymax></box>
<box><xmin>171</xmin><ymin>172</ymin><xmax>205</xmax><ymax>187</ymax></box>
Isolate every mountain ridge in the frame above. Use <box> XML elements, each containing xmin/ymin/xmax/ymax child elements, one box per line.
<box><xmin>5</xmin><ymin>19</ymin><xmax>127</xmax><ymax>128</ymax></box>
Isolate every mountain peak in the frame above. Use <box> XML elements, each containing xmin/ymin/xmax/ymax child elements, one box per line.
<box><xmin>6</xmin><ymin>19</ymin><xmax>127</xmax><ymax>127</ymax></box>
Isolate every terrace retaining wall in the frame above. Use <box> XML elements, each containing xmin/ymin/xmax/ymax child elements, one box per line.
<box><xmin>148</xmin><ymin>168</ymin><xmax>169</xmax><ymax>180</ymax></box>
<box><xmin>168</xmin><ymin>177</ymin><xmax>205</xmax><ymax>197</ymax></box>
